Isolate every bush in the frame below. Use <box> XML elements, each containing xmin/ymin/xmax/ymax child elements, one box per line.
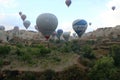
<box><xmin>81</xmin><ymin>45</ymin><xmax>95</xmax><ymax>59</ymax></box>
<box><xmin>70</xmin><ymin>40</ymin><xmax>81</xmax><ymax>54</ymax></box>
<box><xmin>16</xmin><ymin>49</ymin><xmax>32</xmax><ymax>64</ymax></box>
<box><xmin>109</xmin><ymin>45</ymin><xmax>120</xmax><ymax>67</ymax></box>
<box><xmin>58</xmin><ymin>65</ymin><xmax>86</xmax><ymax>80</ymax></box>
<box><xmin>0</xmin><ymin>59</ymin><xmax>3</xmax><ymax>67</ymax></box>
<box><xmin>0</xmin><ymin>45</ymin><xmax>11</xmax><ymax>55</ymax></box>
<box><xmin>88</xmin><ymin>57</ymin><xmax>116</xmax><ymax>80</ymax></box>
<box><xmin>22</xmin><ymin>72</ymin><xmax>36</xmax><ymax>80</ymax></box>
<box><xmin>34</xmin><ymin>46</ymin><xmax>51</xmax><ymax>57</ymax></box>
<box><xmin>60</xmin><ymin>42</ymin><xmax>72</xmax><ymax>53</ymax></box>
<box><xmin>16</xmin><ymin>43</ymin><xmax>24</xmax><ymax>48</ymax></box>
<box><xmin>40</xmin><ymin>69</ymin><xmax>56</xmax><ymax>80</ymax></box>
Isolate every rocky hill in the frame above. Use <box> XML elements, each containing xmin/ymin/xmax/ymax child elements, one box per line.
<box><xmin>82</xmin><ymin>25</ymin><xmax>120</xmax><ymax>41</ymax></box>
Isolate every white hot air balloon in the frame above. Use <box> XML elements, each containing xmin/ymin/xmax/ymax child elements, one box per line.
<box><xmin>0</xmin><ymin>25</ymin><xmax>5</xmax><ymax>31</ymax></box>
<box><xmin>23</xmin><ymin>20</ymin><xmax>31</xmax><ymax>29</ymax></box>
<box><xmin>36</xmin><ymin>13</ymin><xmax>58</xmax><ymax>40</ymax></box>
<box><xmin>63</xmin><ymin>32</ymin><xmax>71</xmax><ymax>41</ymax></box>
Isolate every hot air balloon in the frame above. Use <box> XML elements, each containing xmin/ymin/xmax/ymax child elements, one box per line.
<box><xmin>34</xmin><ymin>25</ymin><xmax>39</xmax><ymax>31</ymax></box>
<box><xmin>57</xmin><ymin>29</ymin><xmax>63</xmax><ymax>40</ymax></box>
<box><xmin>65</xmin><ymin>0</ymin><xmax>71</xmax><ymax>7</ymax></box>
<box><xmin>14</xmin><ymin>26</ymin><xmax>19</xmax><ymax>31</ymax></box>
<box><xmin>72</xmin><ymin>19</ymin><xmax>88</xmax><ymax>38</ymax></box>
<box><xmin>23</xmin><ymin>20</ymin><xmax>31</xmax><ymax>29</ymax></box>
<box><xmin>112</xmin><ymin>6</ymin><xmax>116</xmax><ymax>11</ymax></box>
<box><xmin>21</xmin><ymin>14</ymin><xmax>26</xmax><ymax>21</ymax></box>
<box><xmin>36</xmin><ymin>13</ymin><xmax>58</xmax><ymax>40</ymax></box>
<box><xmin>52</xmin><ymin>31</ymin><xmax>57</xmax><ymax>37</ymax></box>
<box><xmin>19</xmin><ymin>11</ymin><xmax>22</xmax><ymax>16</ymax></box>
<box><xmin>89</xmin><ymin>22</ymin><xmax>92</xmax><ymax>26</ymax></box>
<box><xmin>13</xmin><ymin>26</ymin><xmax>19</xmax><ymax>37</ymax></box>
<box><xmin>73</xmin><ymin>33</ymin><xmax>77</xmax><ymax>38</ymax></box>
<box><xmin>0</xmin><ymin>25</ymin><xmax>5</xmax><ymax>31</ymax></box>
<box><xmin>63</xmin><ymin>32</ymin><xmax>71</xmax><ymax>41</ymax></box>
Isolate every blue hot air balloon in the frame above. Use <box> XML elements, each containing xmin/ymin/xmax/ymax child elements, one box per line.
<box><xmin>72</xmin><ymin>19</ymin><xmax>88</xmax><ymax>37</ymax></box>
<box><xmin>57</xmin><ymin>29</ymin><xmax>63</xmax><ymax>40</ymax></box>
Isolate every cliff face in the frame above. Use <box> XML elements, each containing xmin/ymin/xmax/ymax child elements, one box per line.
<box><xmin>0</xmin><ymin>25</ymin><xmax>120</xmax><ymax>43</ymax></box>
<box><xmin>81</xmin><ymin>25</ymin><xmax>120</xmax><ymax>40</ymax></box>
<box><xmin>0</xmin><ymin>30</ymin><xmax>45</xmax><ymax>43</ymax></box>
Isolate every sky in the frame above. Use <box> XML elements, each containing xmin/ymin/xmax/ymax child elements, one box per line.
<box><xmin>0</xmin><ymin>0</ymin><xmax>120</xmax><ymax>34</ymax></box>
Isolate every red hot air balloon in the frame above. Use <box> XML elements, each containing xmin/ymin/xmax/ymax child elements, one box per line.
<box><xmin>65</xmin><ymin>0</ymin><xmax>72</xmax><ymax>7</ymax></box>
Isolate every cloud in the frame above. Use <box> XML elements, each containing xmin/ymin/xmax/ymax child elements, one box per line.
<box><xmin>0</xmin><ymin>0</ymin><xmax>18</xmax><ymax>8</ymax></box>
<box><xmin>0</xmin><ymin>13</ymin><xmax>24</xmax><ymax>30</ymax></box>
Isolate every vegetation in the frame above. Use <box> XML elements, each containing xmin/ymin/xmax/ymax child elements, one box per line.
<box><xmin>81</xmin><ymin>45</ymin><xmax>95</xmax><ymax>59</ymax></box>
<box><xmin>109</xmin><ymin>45</ymin><xmax>120</xmax><ymax>67</ymax></box>
<box><xmin>88</xmin><ymin>57</ymin><xmax>116</xmax><ymax>80</ymax></box>
<box><xmin>0</xmin><ymin>39</ymin><xmax>120</xmax><ymax>80</ymax></box>
<box><xmin>0</xmin><ymin>45</ymin><xmax>11</xmax><ymax>55</ymax></box>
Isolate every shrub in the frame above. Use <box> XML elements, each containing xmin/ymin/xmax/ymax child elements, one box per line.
<box><xmin>0</xmin><ymin>59</ymin><xmax>3</xmax><ymax>67</ymax></box>
<box><xmin>22</xmin><ymin>72</ymin><xmax>36</xmax><ymax>80</ymax></box>
<box><xmin>88</xmin><ymin>57</ymin><xmax>116</xmax><ymax>80</ymax></box>
<box><xmin>109</xmin><ymin>45</ymin><xmax>120</xmax><ymax>67</ymax></box>
<box><xmin>60</xmin><ymin>42</ymin><xmax>72</xmax><ymax>53</ymax></box>
<box><xmin>40</xmin><ymin>69</ymin><xmax>56</xmax><ymax>80</ymax></box>
<box><xmin>16</xmin><ymin>49</ymin><xmax>32</xmax><ymax>64</ymax></box>
<box><xmin>0</xmin><ymin>45</ymin><xmax>11</xmax><ymax>55</ymax></box>
<box><xmin>34</xmin><ymin>46</ymin><xmax>51</xmax><ymax>57</ymax></box>
<box><xmin>70</xmin><ymin>40</ymin><xmax>81</xmax><ymax>54</ymax></box>
<box><xmin>81</xmin><ymin>45</ymin><xmax>95</xmax><ymax>59</ymax></box>
<box><xmin>16</xmin><ymin>43</ymin><xmax>24</xmax><ymax>48</ymax></box>
<box><xmin>58</xmin><ymin>65</ymin><xmax>86</xmax><ymax>80</ymax></box>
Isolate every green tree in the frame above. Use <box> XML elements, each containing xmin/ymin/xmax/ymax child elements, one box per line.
<box><xmin>88</xmin><ymin>57</ymin><xmax>116</xmax><ymax>80</ymax></box>
<box><xmin>109</xmin><ymin>45</ymin><xmax>120</xmax><ymax>67</ymax></box>
<box><xmin>81</xmin><ymin>45</ymin><xmax>95</xmax><ymax>59</ymax></box>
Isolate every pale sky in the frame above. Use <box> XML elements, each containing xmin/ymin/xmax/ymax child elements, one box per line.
<box><xmin>0</xmin><ymin>0</ymin><xmax>120</xmax><ymax>33</ymax></box>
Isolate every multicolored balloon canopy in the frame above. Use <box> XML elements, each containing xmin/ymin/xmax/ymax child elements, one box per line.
<box><xmin>72</xmin><ymin>19</ymin><xmax>88</xmax><ymax>37</ymax></box>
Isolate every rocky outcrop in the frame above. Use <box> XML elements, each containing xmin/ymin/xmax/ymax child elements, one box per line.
<box><xmin>82</xmin><ymin>25</ymin><xmax>120</xmax><ymax>41</ymax></box>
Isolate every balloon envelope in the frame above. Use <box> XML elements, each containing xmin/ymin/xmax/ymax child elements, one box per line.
<box><xmin>0</xmin><ymin>25</ymin><xmax>5</xmax><ymax>30</ymax></box>
<box><xmin>14</xmin><ymin>26</ymin><xmax>19</xmax><ymax>31</ymax></box>
<box><xmin>23</xmin><ymin>20</ymin><xmax>31</xmax><ymax>29</ymax></box>
<box><xmin>63</xmin><ymin>32</ymin><xmax>71</xmax><ymax>41</ymax></box>
<box><xmin>21</xmin><ymin>14</ymin><xmax>26</xmax><ymax>21</ymax></box>
<box><xmin>35</xmin><ymin>25</ymin><xmax>39</xmax><ymax>31</ymax></box>
<box><xmin>89</xmin><ymin>22</ymin><xmax>92</xmax><ymax>26</ymax></box>
<box><xmin>72</xmin><ymin>19</ymin><xmax>88</xmax><ymax>37</ymax></box>
<box><xmin>112</xmin><ymin>6</ymin><xmax>116</xmax><ymax>11</ymax></box>
<box><xmin>19</xmin><ymin>12</ymin><xmax>22</xmax><ymax>16</ymax></box>
<box><xmin>52</xmin><ymin>31</ymin><xmax>57</xmax><ymax>37</ymax></box>
<box><xmin>65</xmin><ymin>0</ymin><xmax>71</xmax><ymax>7</ymax></box>
<box><xmin>57</xmin><ymin>29</ymin><xmax>63</xmax><ymax>40</ymax></box>
<box><xmin>36</xmin><ymin>13</ymin><xmax>58</xmax><ymax>40</ymax></box>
